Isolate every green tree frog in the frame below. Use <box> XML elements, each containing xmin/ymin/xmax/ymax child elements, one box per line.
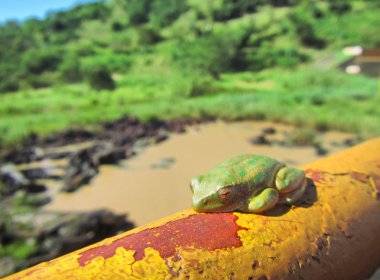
<box><xmin>190</xmin><ymin>154</ymin><xmax>307</xmax><ymax>213</ymax></box>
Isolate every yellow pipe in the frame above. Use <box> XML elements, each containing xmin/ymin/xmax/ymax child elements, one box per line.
<box><xmin>3</xmin><ymin>138</ymin><xmax>380</xmax><ymax>280</ymax></box>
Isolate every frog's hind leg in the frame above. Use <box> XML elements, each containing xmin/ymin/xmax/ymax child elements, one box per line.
<box><xmin>275</xmin><ymin>166</ymin><xmax>306</xmax><ymax>194</ymax></box>
<box><xmin>246</xmin><ymin>188</ymin><xmax>279</xmax><ymax>213</ymax></box>
<box><xmin>275</xmin><ymin>166</ymin><xmax>307</xmax><ymax>205</ymax></box>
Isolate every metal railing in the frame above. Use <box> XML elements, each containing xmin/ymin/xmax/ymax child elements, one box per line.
<box><xmin>4</xmin><ymin>138</ymin><xmax>380</xmax><ymax>279</ymax></box>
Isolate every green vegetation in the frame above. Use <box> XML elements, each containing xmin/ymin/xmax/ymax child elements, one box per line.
<box><xmin>0</xmin><ymin>240</ymin><xmax>38</xmax><ymax>260</ymax></box>
<box><xmin>0</xmin><ymin>0</ymin><xmax>379</xmax><ymax>145</ymax></box>
<box><xmin>0</xmin><ymin>202</ymin><xmax>38</xmax><ymax>262</ymax></box>
<box><xmin>286</xmin><ymin>128</ymin><xmax>316</xmax><ymax>146</ymax></box>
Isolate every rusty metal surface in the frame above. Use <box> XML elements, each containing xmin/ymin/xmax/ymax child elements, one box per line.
<box><xmin>3</xmin><ymin>138</ymin><xmax>380</xmax><ymax>280</ymax></box>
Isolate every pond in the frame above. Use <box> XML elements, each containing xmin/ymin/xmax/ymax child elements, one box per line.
<box><xmin>44</xmin><ymin>121</ymin><xmax>354</xmax><ymax>225</ymax></box>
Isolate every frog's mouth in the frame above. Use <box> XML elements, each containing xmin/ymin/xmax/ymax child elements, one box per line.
<box><xmin>192</xmin><ymin>196</ymin><xmax>239</xmax><ymax>213</ymax></box>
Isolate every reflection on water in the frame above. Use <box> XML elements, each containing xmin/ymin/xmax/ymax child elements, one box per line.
<box><xmin>44</xmin><ymin>121</ymin><xmax>354</xmax><ymax>226</ymax></box>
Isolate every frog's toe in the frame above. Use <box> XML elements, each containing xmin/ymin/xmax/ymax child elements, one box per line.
<box><xmin>278</xmin><ymin>181</ymin><xmax>307</xmax><ymax>205</ymax></box>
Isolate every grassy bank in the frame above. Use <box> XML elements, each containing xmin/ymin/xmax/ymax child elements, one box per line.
<box><xmin>0</xmin><ymin>66</ymin><xmax>378</xmax><ymax>145</ymax></box>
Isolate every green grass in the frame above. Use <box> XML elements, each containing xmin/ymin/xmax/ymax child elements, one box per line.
<box><xmin>0</xmin><ymin>65</ymin><xmax>378</xmax><ymax>145</ymax></box>
<box><xmin>0</xmin><ymin>240</ymin><xmax>38</xmax><ymax>260</ymax></box>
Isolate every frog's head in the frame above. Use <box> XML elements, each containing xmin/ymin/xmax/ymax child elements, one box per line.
<box><xmin>190</xmin><ymin>176</ymin><xmax>242</xmax><ymax>212</ymax></box>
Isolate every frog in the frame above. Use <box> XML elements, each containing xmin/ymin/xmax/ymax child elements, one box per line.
<box><xmin>190</xmin><ymin>154</ymin><xmax>307</xmax><ymax>213</ymax></box>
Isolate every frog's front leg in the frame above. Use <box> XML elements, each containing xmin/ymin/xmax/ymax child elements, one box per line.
<box><xmin>275</xmin><ymin>166</ymin><xmax>307</xmax><ymax>205</ymax></box>
<box><xmin>245</xmin><ymin>188</ymin><xmax>279</xmax><ymax>213</ymax></box>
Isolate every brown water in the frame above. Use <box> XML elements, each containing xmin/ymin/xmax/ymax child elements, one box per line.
<box><xmin>44</xmin><ymin>121</ymin><xmax>354</xmax><ymax>226</ymax></box>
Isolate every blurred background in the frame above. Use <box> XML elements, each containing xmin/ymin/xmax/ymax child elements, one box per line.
<box><xmin>0</xmin><ymin>0</ymin><xmax>379</xmax><ymax>277</ymax></box>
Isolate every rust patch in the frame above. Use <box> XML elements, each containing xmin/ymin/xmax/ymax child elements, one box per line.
<box><xmin>369</xmin><ymin>174</ymin><xmax>380</xmax><ymax>192</ymax></box>
<box><xmin>78</xmin><ymin>213</ymin><xmax>246</xmax><ymax>266</ymax></box>
<box><xmin>166</xmin><ymin>259</ymin><xmax>180</xmax><ymax>277</ymax></box>
<box><xmin>252</xmin><ymin>260</ymin><xmax>260</xmax><ymax>270</ymax></box>
<box><xmin>369</xmin><ymin>173</ymin><xmax>380</xmax><ymax>200</ymax></box>
<box><xmin>305</xmin><ymin>169</ymin><xmax>326</xmax><ymax>184</ymax></box>
<box><xmin>23</xmin><ymin>267</ymin><xmax>42</xmax><ymax>278</ymax></box>
<box><xmin>350</xmin><ymin>171</ymin><xmax>368</xmax><ymax>183</ymax></box>
<box><xmin>315</xmin><ymin>237</ymin><xmax>328</xmax><ymax>250</ymax></box>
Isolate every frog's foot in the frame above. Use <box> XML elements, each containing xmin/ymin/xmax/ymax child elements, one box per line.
<box><xmin>246</xmin><ymin>188</ymin><xmax>279</xmax><ymax>213</ymax></box>
<box><xmin>278</xmin><ymin>182</ymin><xmax>307</xmax><ymax>205</ymax></box>
<box><xmin>275</xmin><ymin>166</ymin><xmax>307</xmax><ymax>201</ymax></box>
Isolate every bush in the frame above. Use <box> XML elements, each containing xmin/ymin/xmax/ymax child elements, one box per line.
<box><xmin>245</xmin><ymin>44</ymin><xmax>308</xmax><ymax>71</ymax></box>
<box><xmin>213</xmin><ymin>0</ymin><xmax>259</xmax><ymax>21</ymax></box>
<box><xmin>149</xmin><ymin>0</ymin><xmax>188</xmax><ymax>28</ymax></box>
<box><xmin>135</xmin><ymin>27</ymin><xmax>162</xmax><ymax>46</ymax></box>
<box><xmin>289</xmin><ymin>9</ymin><xmax>326</xmax><ymax>49</ymax></box>
<box><xmin>83</xmin><ymin>63</ymin><xmax>115</xmax><ymax>90</ymax></box>
<box><xmin>172</xmin><ymin>34</ymin><xmax>237</xmax><ymax>78</ymax></box>
<box><xmin>312</xmin><ymin>5</ymin><xmax>380</xmax><ymax>48</ymax></box>
<box><xmin>111</xmin><ymin>21</ymin><xmax>124</xmax><ymax>32</ymax></box>
<box><xmin>168</xmin><ymin>72</ymin><xmax>213</xmax><ymax>98</ymax></box>
<box><xmin>287</xmin><ymin>128</ymin><xmax>316</xmax><ymax>146</ymax></box>
<box><xmin>71</xmin><ymin>40</ymin><xmax>96</xmax><ymax>56</ymax></box>
<box><xmin>163</xmin><ymin>10</ymin><xmax>199</xmax><ymax>39</ymax></box>
<box><xmin>0</xmin><ymin>78</ymin><xmax>19</xmax><ymax>93</ymax></box>
<box><xmin>0</xmin><ymin>64</ymin><xmax>21</xmax><ymax>92</ymax></box>
<box><xmin>21</xmin><ymin>48</ymin><xmax>62</xmax><ymax>74</ymax></box>
<box><xmin>59</xmin><ymin>54</ymin><xmax>82</xmax><ymax>83</ymax></box>
<box><xmin>275</xmin><ymin>48</ymin><xmax>308</xmax><ymax>67</ymax></box>
<box><xmin>297</xmin><ymin>22</ymin><xmax>326</xmax><ymax>49</ymax></box>
<box><xmin>328</xmin><ymin>0</ymin><xmax>351</xmax><ymax>15</ymax></box>
<box><xmin>126</xmin><ymin>0</ymin><xmax>151</xmax><ymax>25</ymax></box>
<box><xmin>24</xmin><ymin>72</ymin><xmax>58</xmax><ymax>89</ymax></box>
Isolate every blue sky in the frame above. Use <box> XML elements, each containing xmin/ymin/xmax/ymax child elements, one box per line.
<box><xmin>0</xmin><ymin>0</ymin><xmax>99</xmax><ymax>23</ymax></box>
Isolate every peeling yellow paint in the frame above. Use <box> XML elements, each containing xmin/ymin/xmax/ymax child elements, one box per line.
<box><xmin>4</xmin><ymin>138</ymin><xmax>380</xmax><ymax>280</ymax></box>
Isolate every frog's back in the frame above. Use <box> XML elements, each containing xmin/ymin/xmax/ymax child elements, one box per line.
<box><xmin>207</xmin><ymin>154</ymin><xmax>284</xmax><ymax>188</ymax></box>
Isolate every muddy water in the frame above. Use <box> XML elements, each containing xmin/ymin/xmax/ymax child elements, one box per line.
<box><xmin>45</xmin><ymin>121</ymin><xmax>353</xmax><ymax>226</ymax></box>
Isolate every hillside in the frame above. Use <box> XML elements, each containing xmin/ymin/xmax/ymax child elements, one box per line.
<box><xmin>0</xmin><ymin>0</ymin><xmax>379</xmax><ymax>144</ymax></box>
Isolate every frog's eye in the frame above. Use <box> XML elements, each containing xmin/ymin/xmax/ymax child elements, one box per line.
<box><xmin>218</xmin><ymin>188</ymin><xmax>231</xmax><ymax>202</ymax></box>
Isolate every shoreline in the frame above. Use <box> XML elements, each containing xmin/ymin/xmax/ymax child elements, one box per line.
<box><xmin>0</xmin><ymin>116</ymin><xmax>360</xmax><ymax>277</ymax></box>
